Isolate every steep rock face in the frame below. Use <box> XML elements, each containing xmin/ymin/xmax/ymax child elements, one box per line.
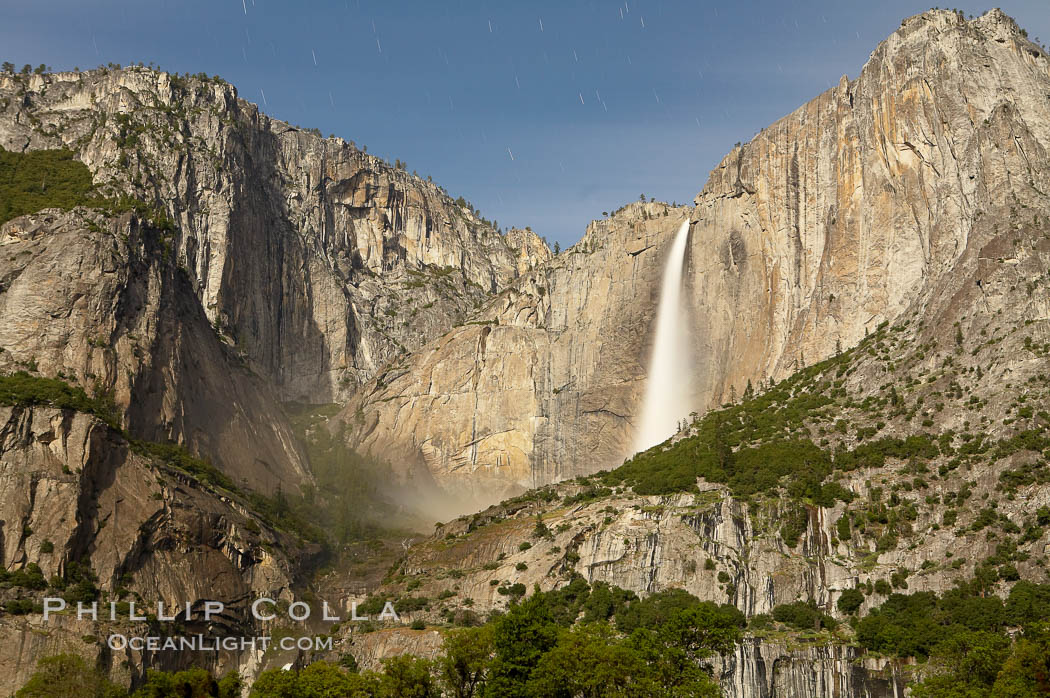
<box><xmin>0</xmin><ymin>404</ymin><xmax>303</xmax><ymax>695</ymax></box>
<box><xmin>685</xmin><ymin>8</ymin><xmax>1050</xmax><ymax>406</ymax></box>
<box><xmin>0</xmin><ymin>210</ymin><xmax>308</xmax><ymax>491</ymax></box>
<box><xmin>367</xmin><ymin>179</ymin><xmax>1050</xmax><ymax>689</ymax></box>
<box><xmin>717</xmin><ymin>641</ymin><xmax>904</xmax><ymax>698</ymax></box>
<box><xmin>333</xmin><ymin>619</ymin><xmax>906</xmax><ymax>698</ymax></box>
<box><xmin>339</xmin><ymin>9</ymin><xmax>1050</xmax><ymax>504</ymax></box>
<box><xmin>0</xmin><ymin>68</ymin><xmax>522</xmax><ymax>402</ymax></box>
<box><xmin>338</xmin><ymin>203</ymin><xmax>688</xmax><ymax>507</ymax></box>
<box><xmin>0</xmin><ymin>614</ymin><xmax>148</xmax><ymax>696</ymax></box>
<box><xmin>344</xmin><ymin>628</ymin><xmax>445</xmax><ymax>673</ymax></box>
<box><xmin>0</xmin><ymin>63</ymin><xmax>534</xmax><ymax>693</ymax></box>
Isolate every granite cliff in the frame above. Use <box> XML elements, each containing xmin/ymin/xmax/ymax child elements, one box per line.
<box><xmin>339</xmin><ymin>8</ymin><xmax>1050</xmax><ymax>509</ymax></box>
<box><xmin>0</xmin><ymin>65</ymin><xmax>535</xmax><ymax>406</ymax></box>
<box><xmin>0</xmin><ymin>60</ymin><xmax>543</xmax><ymax>692</ymax></box>
<box><xmin>0</xmin><ymin>401</ymin><xmax>306</xmax><ymax>690</ymax></box>
<box><xmin>339</xmin><ymin>201</ymin><xmax>689</xmax><ymax>507</ymax></box>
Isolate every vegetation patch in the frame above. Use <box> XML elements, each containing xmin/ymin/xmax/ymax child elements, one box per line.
<box><xmin>0</xmin><ymin>147</ymin><xmax>104</xmax><ymax>225</ymax></box>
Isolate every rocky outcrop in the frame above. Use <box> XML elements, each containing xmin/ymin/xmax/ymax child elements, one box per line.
<box><xmin>0</xmin><ymin>61</ymin><xmax>537</xmax><ymax>693</ymax></box>
<box><xmin>0</xmin><ymin>210</ymin><xmax>308</xmax><ymax>492</ymax></box>
<box><xmin>357</xmin><ymin>170</ymin><xmax>1050</xmax><ymax>692</ymax></box>
<box><xmin>370</xmin><ymin>194</ymin><xmax>1050</xmax><ymax>691</ymax></box>
<box><xmin>344</xmin><ymin>627</ymin><xmax>445</xmax><ymax>673</ymax></box>
<box><xmin>383</xmin><ymin>461</ymin><xmax>1050</xmax><ymax>622</ymax></box>
<box><xmin>0</xmin><ymin>67</ymin><xmax>524</xmax><ymax>403</ymax></box>
<box><xmin>503</xmin><ymin>227</ymin><xmax>553</xmax><ymax>275</ymax></box>
<box><xmin>718</xmin><ymin>640</ymin><xmax>905</xmax><ymax>698</ymax></box>
<box><xmin>0</xmin><ymin>614</ymin><xmax>140</xmax><ymax>695</ymax></box>
<box><xmin>0</xmin><ymin>403</ymin><xmax>305</xmax><ymax>694</ymax></box>
<box><xmin>339</xmin><ymin>9</ymin><xmax>1050</xmax><ymax>506</ymax></box>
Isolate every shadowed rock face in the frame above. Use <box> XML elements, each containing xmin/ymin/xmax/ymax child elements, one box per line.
<box><xmin>0</xmin><ymin>210</ymin><xmax>309</xmax><ymax>492</ymax></box>
<box><xmin>0</xmin><ymin>211</ymin><xmax>316</xmax><ymax>692</ymax></box>
<box><xmin>0</xmin><ymin>57</ymin><xmax>553</xmax><ymax>691</ymax></box>
<box><xmin>0</xmin><ymin>67</ymin><xmax>534</xmax><ymax>403</ymax></box>
<box><xmin>0</xmin><ymin>63</ymin><xmax>549</xmax><ymax>691</ymax></box>
<box><xmin>339</xmin><ymin>9</ymin><xmax>1050</xmax><ymax>507</ymax></box>
<box><xmin>0</xmin><ymin>404</ymin><xmax>304</xmax><ymax>693</ymax></box>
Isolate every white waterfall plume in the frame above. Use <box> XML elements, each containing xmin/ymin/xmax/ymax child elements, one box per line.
<box><xmin>633</xmin><ymin>219</ymin><xmax>694</xmax><ymax>453</ymax></box>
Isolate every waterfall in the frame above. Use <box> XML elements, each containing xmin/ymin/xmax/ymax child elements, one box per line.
<box><xmin>633</xmin><ymin>219</ymin><xmax>693</xmax><ymax>454</ymax></box>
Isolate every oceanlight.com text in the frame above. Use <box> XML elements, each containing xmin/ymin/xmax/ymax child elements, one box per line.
<box><xmin>106</xmin><ymin>634</ymin><xmax>334</xmax><ymax>652</ymax></box>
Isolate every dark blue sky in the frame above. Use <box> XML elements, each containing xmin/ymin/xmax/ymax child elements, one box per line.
<box><xmin>3</xmin><ymin>1</ymin><xmax>1047</xmax><ymax>246</ymax></box>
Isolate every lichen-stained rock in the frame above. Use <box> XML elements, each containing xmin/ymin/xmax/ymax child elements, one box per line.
<box><xmin>0</xmin><ymin>67</ymin><xmax>524</xmax><ymax>403</ymax></box>
<box><xmin>340</xmin><ymin>9</ymin><xmax>1050</xmax><ymax>505</ymax></box>
<box><xmin>0</xmin><ymin>210</ymin><xmax>308</xmax><ymax>492</ymax></box>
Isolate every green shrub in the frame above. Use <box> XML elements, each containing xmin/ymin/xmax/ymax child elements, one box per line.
<box><xmin>14</xmin><ymin>653</ymin><xmax>128</xmax><ymax>698</ymax></box>
<box><xmin>4</xmin><ymin>599</ymin><xmax>39</xmax><ymax>615</ymax></box>
<box><xmin>497</xmin><ymin>583</ymin><xmax>526</xmax><ymax>598</ymax></box>
<box><xmin>0</xmin><ymin>372</ymin><xmax>119</xmax><ymax>428</ymax></box>
<box><xmin>836</xmin><ymin>515</ymin><xmax>851</xmax><ymax>541</ymax></box>
<box><xmin>779</xmin><ymin>505</ymin><xmax>809</xmax><ymax>547</ymax></box>
<box><xmin>393</xmin><ymin>596</ymin><xmax>429</xmax><ymax>614</ymax></box>
<box><xmin>855</xmin><ymin>581</ymin><xmax>1050</xmax><ymax>661</ymax></box>
<box><xmin>1</xmin><ymin>563</ymin><xmax>47</xmax><ymax>591</ymax></box>
<box><xmin>615</xmin><ymin>588</ymin><xmax>744</xmax><ymax>635</ymax></box>
<box><xmin>837</xmin><ymin>589</ymin><xmax>864</xmax><ymax>615</ymax></box>
<box><xmin>771</xmin><ymin>600</ymin><xmax>837</xmax><ymax>631</ymax></box>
